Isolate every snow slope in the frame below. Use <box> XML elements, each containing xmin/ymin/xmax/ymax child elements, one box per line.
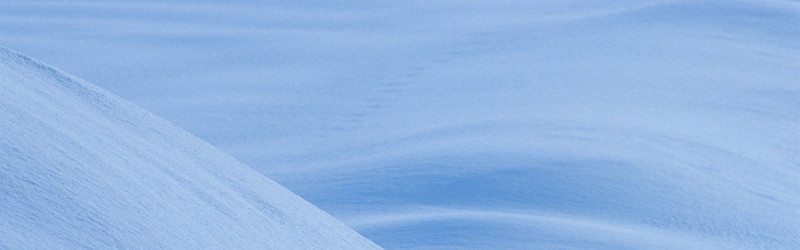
<box><xmin>0</xmin><ymin>48</ymin><xmax>379</xmax><ymax>249</ymax></box>
<box><xmin>2</xmin><ymin>0</ymin><xmax>799</xmax><ymax>248</ymax></box>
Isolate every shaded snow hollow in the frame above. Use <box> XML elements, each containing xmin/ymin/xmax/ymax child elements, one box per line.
<box><xmin>0</xmin><ymin>48</ymin><xmax>380</xmax><ymax>249</ymax></box>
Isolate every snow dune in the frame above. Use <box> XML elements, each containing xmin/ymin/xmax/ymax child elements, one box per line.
<box><xmin>0</xmin><ymin>48</ymin><xmax>379</xmax><ymax>249</ymax></box>
<box><xmin>2</xmin><ymin>0</ymin><xmax>799</xmax><ymax>248</ymax></box>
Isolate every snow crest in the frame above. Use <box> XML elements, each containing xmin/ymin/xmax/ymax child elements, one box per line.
<box><xmin>0</xmin><ymin>48</ymin><xmax>379</xmax><ymax>249</ymax></box>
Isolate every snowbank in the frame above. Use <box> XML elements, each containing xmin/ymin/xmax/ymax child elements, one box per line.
<box><xmin>0</xmin><ymin>48</ymin><xmax>379</xmax><ymax>249</ymax></box>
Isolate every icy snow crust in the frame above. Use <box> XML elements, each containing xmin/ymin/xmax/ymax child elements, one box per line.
<box><xmin>2</xmin><ymin>0</ymin><xmax>800</xmax><ymax>248</ymax></box>
<box><xmin>0</xmin><ymin>48</ymin><xmax>379</xmax><ymax>249</ymax></box>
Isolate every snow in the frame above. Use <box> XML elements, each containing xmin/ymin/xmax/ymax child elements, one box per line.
<box><xmin>2</xmin><ymin>0</ymin><xmax>800</xmax><ymax>248</ymax></box>
<box><xmin>0</xmin><ymin>48</ymin><xmax>379</xmax><ymax>249</ymax></box>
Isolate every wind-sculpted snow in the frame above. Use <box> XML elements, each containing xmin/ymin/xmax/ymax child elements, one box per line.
<box><xmin>0</xmin><ymin>48</ymin><xmax>379</xmax><ymax>249</ymax></box>
<box><xmin>2</xmin><ymin>0</ymin><xmax>799</xmax><ymax>248</ymax></box>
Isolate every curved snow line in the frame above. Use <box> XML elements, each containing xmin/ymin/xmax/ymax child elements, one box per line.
<box><xmin>345</xmin><ymin>207</ymin><xmax>728</xmax><ymax>248</ymax></box>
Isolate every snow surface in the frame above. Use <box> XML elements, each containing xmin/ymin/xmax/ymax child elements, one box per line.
<box><xmin>0</xmin><ymin>48</ymin><xmax>379</xmax><ymax>249</ymax></box>
<box><xmin>2</xmin><ymin>0</ymin><xmax>800</xmax><ymax>248</ymax></box>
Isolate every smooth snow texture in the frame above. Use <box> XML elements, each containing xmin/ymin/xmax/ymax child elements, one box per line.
<box><xmin>0</xmin><ymin>48</ymin><xmax>379</xmax><ymax>249</ymax></box>
<box><xmin>2</xmin><ymin>0</ymin><xmax>799</xmax><ymax>248</ymax></box>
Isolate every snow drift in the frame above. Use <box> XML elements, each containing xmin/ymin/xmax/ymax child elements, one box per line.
<box><xmin>2</xmin><ymin>0</ymin><xmax>799</xmax><ymax>248</ymax></box>
<box><xmin>0</xmin><ymin>48</ymin><xmax>379</xmax><ymax>249</ymax></box>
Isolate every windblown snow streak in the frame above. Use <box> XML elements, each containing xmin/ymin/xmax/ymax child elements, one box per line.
<box><xmin>2</xmin><ymin>0</ymin><xmax>799</xmax><ymax>248</ymax></box>
<box><xmin>0</xmin><ymin>48</ymin><xmax>379</xmax><ymax>249</ymax></box>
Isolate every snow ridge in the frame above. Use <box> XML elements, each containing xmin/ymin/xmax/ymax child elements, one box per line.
<box><xmin>0</xmin><ymin>47</ymin><xmax>380</xmax><ymax>249</ymax></box>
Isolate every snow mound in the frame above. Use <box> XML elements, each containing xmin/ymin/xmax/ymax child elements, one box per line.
<box><xmin>0</xmin><ymin>48</ymin><xmax>379</xmax><ymax>249</ymax></box>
